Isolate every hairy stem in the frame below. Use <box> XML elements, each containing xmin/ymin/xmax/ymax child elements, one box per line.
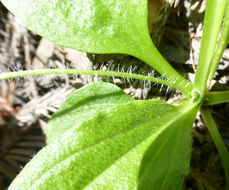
<box><xmin>201</xmin><ymin>107</ymin><xmax>229</xmax><ymax>190</ymax></box>
<box><xmin>134</xmin><ymin>34</ymin><xmax>193</xmax><ymax>97</ymax></box>
<box><xmin>0</xmin><ymin>69</ymin><xmax>190</xmax><ymax>95</ymax></box>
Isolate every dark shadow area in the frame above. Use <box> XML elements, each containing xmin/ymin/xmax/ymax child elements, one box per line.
<box><xmin>0</xmin><ymin>124</ymin><xmax>46</xmax><ymax>189</ymax></box>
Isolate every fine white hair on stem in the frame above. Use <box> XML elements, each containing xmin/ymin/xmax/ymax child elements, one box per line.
<box><xmin>0</xmin><ymin>58</ymin><xmax>190</xmax><ymax>96</ymax></box>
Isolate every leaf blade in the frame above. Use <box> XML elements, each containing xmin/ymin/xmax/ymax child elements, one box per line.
<box><xmin>47</xmin><ymin>82</ymin><xmax>133</xmax><ymax>143</ymax></box>
<box><xmin>1</xmin><ymin>0</ymin><xmax>148</xmax><ymax>55</ymax></box>
<box><xmin>9</xmin><ymin>100</ymin><xmax>198</xmax><ymax>190</ymax></box>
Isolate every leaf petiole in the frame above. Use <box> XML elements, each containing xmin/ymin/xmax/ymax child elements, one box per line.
<box><xmin>204</xmin><ymin>91</ymin><xmax>229</xmax><ymax>105</ymax></box>
<box><xmin>201</xmin><ymin>107</ymin><xmax>229</xmax><ymax>190</ymax></box>
<box><xmin>0</xmin><ymin>69</ymin><xmax>192</xmax><ymax>97</ymax></box>
<box><xmin>135</xmin><ymin>34</ymin><xmax>193</xmax><ymax>98</ymax></box>
<box><xmin>207</xmin><ymin>1</ymin><xmax>229</xmax><ymax>87</ymax></box>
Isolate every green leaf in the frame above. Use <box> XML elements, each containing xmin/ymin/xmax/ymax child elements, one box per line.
<box><xmin>1</xmin><ymin>0</ymin><xmax>149</xmax><ymax>56</ymax></box>
<box><xmin>47</xmin><ymin>82</ymin><xmax>133</xmax><ymax>143</ymax></box>
<box><xmin>1</xmin><ymin>0</ymin><xmax>192</xmax><ymax>96</ymax></box>
<box><xmin>9</xmin><ymin>100</ymin><xmax>198</xmax><ymax>190</ymax></box>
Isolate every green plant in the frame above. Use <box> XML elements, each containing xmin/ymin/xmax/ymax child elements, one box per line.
<box><xmin>0</xmin><ymin>0</ymin><xmax>229</xmax><ymax>189</ymax></box>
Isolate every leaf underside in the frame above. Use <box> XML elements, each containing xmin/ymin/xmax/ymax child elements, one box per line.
<box><xmin>9</xmin><ymin>94</ymin><xmax>198</xmax><ymax>190</ymax></box>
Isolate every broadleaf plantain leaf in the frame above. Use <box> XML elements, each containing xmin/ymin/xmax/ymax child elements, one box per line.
<box><xmin>9</xmin><ymin>100</ymin><xmax>198</xmax><ymax>190</ymax></box>
<box><xmin>1</xmin><ymin>0</ymin><xmax>191</xmax><ymax>91</ymax></box>
<box><xmin>47</xmin><ymin>82</ymin><xmax>133</xmax><ymax>143</ymax></box>
<box><xmin>1</xmin><ymin>0</ymin><xmax>151</xmax><ymax>58</ymax></box>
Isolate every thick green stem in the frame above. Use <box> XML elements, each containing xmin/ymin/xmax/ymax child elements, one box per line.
<box><xmin>208</xmin><ymin>2</ymin><xmax>229</xmax><ymax>88</ymax></box>
<box><xmin>204</xmin><ymin>91</ymin><xmax>229</xmax><ymax>105</ymax></box>
<box><xmin>201</xmin><ymin>107</ymin><xmax>229</xmax><ymax>190</ymax></box>
<box><xmin>194</xmin><ymin>0</ymin><xmax>227</xmax><ymax>98</ymax></box>
<box><xmin>0</xmin><ymin>69</ymin><xmax>190</xmax><ymax>95</ymax></box>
